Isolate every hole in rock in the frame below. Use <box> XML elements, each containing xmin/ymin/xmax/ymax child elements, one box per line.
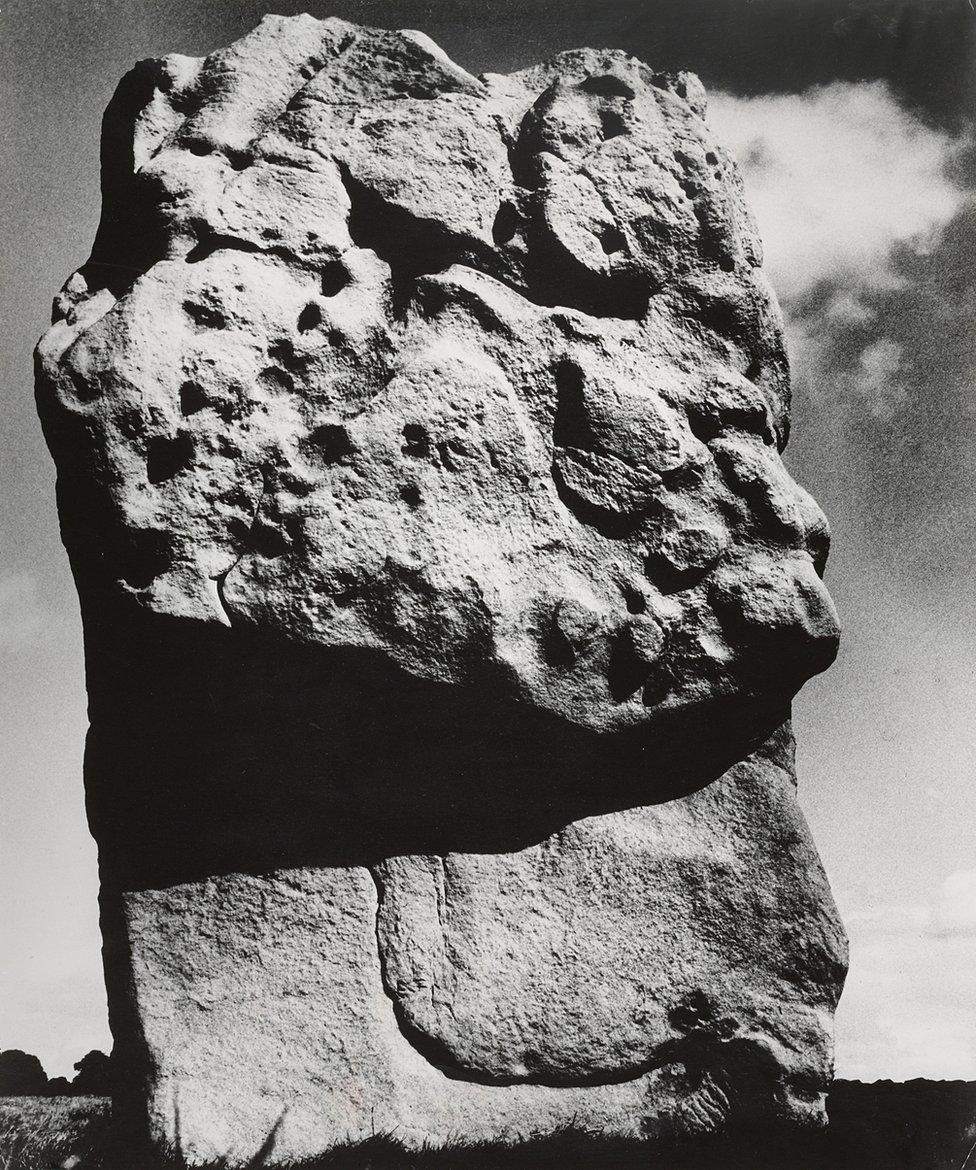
<box><xmin>187</xmin><ymin>139</ymin><xmax>212</xmax><ymax>157</ymax></box>
<box><xmin>320</xmin><ymin>262</ymin><xmax>350</xmax><ymax>297</ymax></box>
<box><xmin>492</xmin><ymin>201</ymin><xmax>521</xmax><ymax>246</ymax></box>
<box><xmin>268</xmin><ymin>339</ymin><xmax>306</xmax><ymax>373</ymax></box>
<box><xmin>400</xmin><ymin>483</ymin><xmax>422</xmax><ymax>508</ymax></box>
<box><xmin>297</xmin><ymin>302</ymin><xmax>322</xmax><ymax>332</ymax></box>
<box><xmin>607</xmin><ymin>633</ymin><xmax>652</xmax><ymax>702</ymax></box>
<box><xmin>146</xmin><ymin>432</ymin><xmax>195</xmax><ymax>484</ymax></box>
<box><xmin>622</xmin><ymin>586</ymin><xmax>647</xmax><ymax>615</ymax></box>
<box><xmin>179</xmin><ymin>381</ymin><xmax>208</xmax><ymax>416</ymax></box>
<box><xmin>685</xmin><ymin>407</ymin><xmax>722</xmax><ymax>445</ymax></box>
<box><xmin>248</xmin><ymin>521</ymin><xmax>290</xmax><ymax>559</ymax></box>
<box><xmin>553</xmin><ymin>361</ymin><xmax>591</xmax><ymax>450</ymax></box>
<box><xmin>599</xmin><ymin>109</ymin><xmax>628</xmax><ymax>140</ymax></box>
<box><xmin>333</xmin><ymin>583</ymin><xmax>360</xmax><ymax>607</ymax></box>
<box><xmin>66</xmin><ymin>367</ymin><xmax>100</xmax><ymax>403</ymax></box>
<box><xmin>669</xmin><ymin>991</ymin><xmax>717</xmax><ymax>1031</ymax></box>
<box><xmin>643</xmin><ymin>552</ymin><xmax>712</xmax><ymax>596</ymax></box>
<box><xmin>258</xmin><ymin>367</ymin><xmax>294</xmax><ymax>393</ymax></box>
<box><xmin>678</xmin><ymin>176</ymin><xmax>698</xmax><ymax>200</ymax></box>
<box><xmin>641</xmin><ymin>666</ymin><xmax>673</xmax><ymax>707</ymax></box>
<box><xmin>402</xmin><ymin>423</ymin><xmax>431</xmax><ymax>458</ymax></box>
<box><xmin>696</xmin><ymin>296</ymin><xmax>743</xmax><ymax>340</ymax></box>
<box><xmin>299</xmin><ymin>55</ymin><xmax>325</xmax><ymax>81</ymax></box>
<box><xmin>598</xmin><ymin>224</ymin><xmax>627</xmax><ymax>255</ymax></box>
<box><xmin>309</xmin><ymin>423</ymin><xmax>355</xmax><ymax>464</ymax></box>
<box><xmin>118</xmin><ymin>529</ymin><xmax>172</xmax><ymax>589</ymax></box>
<box><xmin>579</xmin><ymin>73</ymin><xmax>635</xmax><ymax>99</ymax></box>
<box><xmin>540</xmin><ymin>612</ymin><xmax>576</xmax><ymax>669</ymax></box>
<box><xmin>183</xmin><ymin>300</ymin><xmax>226</xmax><ymax>329</ymax></box>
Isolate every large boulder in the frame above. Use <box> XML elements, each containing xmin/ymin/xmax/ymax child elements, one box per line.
<box><xmin>36</xmin><ymin>15</ymin><xmax>846</xmax><ymax>1165</ymax></box>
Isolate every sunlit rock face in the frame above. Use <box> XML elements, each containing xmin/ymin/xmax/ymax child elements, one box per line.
<box><xmin>37</xmin><ymin>15</ymin><xmax>846</xmax><ymax>1166</ymax></box>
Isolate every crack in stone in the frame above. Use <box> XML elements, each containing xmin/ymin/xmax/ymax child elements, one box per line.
<box><xmin>183</xmin><ymin>228</ymin><xmax>349</xmax><ymax>273</ymax></box>
<box><xmin>145</xmin><ymin>27</ymin><xmax>360</xmax><ymax>168</ymax></box>
<box><xmin>334</xmin><ymin>155</ymin><xmax>649</xmax><ymax>323</ymax></box>
<box><xmin>211</xmin><ymin>465</ymin><xmax>270</xmax><ymax>626</ymax></box>
<box><xmin>434</xmin><ymin>856</ymin><xmax>447</xmax><ymax>939</ymax></box>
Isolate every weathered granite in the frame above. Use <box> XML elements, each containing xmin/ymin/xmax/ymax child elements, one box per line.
<box><xmin>36</xmin><ymin>14</ymin><xmax>846</xmax><ymax>1165</ymax></box>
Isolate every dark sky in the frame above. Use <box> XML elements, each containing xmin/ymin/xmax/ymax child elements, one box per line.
<box><xmin>2</xmin><ymin>0</ymin><xmax>975</xmax><ymax>1078</ymax></box>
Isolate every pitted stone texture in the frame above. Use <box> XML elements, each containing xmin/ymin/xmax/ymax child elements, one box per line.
<box><xmin>37</xmin><ymin>16</ymin><xmax>847</xmax><ymax>1164</ymax></box>
<box><xmin>37</xmin><ymin>13</ymin><xmax>839</xmax><ymax>747</ymax></box>
<box><xmin>121</xmin><ymin>735</ymin><xmax>845</xmax><ymax>1165</ymax></box>
<box><xmin>374</xmin><ymin>729</ymin><xmax>843</xmax><ymax>1087</ymax></box>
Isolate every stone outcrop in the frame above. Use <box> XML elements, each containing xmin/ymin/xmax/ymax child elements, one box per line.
<box><xmin>36</xmin><ymin>14</ymin><xmax>846</xmax><ymax>1165</ymax></box>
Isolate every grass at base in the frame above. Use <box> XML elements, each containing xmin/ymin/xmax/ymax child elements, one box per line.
<box><xmin>0</xmin><ymin>1096</ymin><xmax>110</xmax><ymax>1170</ymax></box>
<box><xmin>2</xmin><ymin>1082</ymin><xmax>975</xmax><ymax>1170</ymax></box>
<box><xmin>0</xmin><ymin>1117</ymin><xmax>828</xmax><ymax>1170</ymax></box>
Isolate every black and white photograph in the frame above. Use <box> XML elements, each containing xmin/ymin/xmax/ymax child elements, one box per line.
<box><xmin>2</xmin><ymin>1</ymin><xmax>975</xmax><ymax>1166</ymax></box>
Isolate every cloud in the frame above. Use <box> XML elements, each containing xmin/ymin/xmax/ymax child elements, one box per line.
<box><xmin>851</xmin><ymin>338</ymin><xmax>906</xmax><ymax>414</ymax></box>
<box><xmin>788</xmin><ymin>324</ymin><xmax>909</xmax><ymax>418</ymax></box>
<box><xmin>709</xmin><ymin>83</ymin><xmax>968</xmax><ymax>421</ymax></box>
<box><xmin>710</xmin><ymin>81</ymin><xmax>965</xmax><ymax>304</ymax></box>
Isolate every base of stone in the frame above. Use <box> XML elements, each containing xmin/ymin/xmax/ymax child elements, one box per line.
<box><xmin>108</xmin><ymin>739</ymin><xmax>843</xmax><ymax>1166</ymax></box>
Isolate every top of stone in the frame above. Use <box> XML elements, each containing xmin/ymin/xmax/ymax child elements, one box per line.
<box><xmin>36</xmin><ymin>15</ymin><xmax>838</xmax><ymax>762</ymax></box>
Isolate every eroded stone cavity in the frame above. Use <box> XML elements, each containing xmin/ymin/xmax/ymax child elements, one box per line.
<box><xmin>37</xmin><ymin>14</ymin><xmax>846</xmax><ymax>1165</ymax></box>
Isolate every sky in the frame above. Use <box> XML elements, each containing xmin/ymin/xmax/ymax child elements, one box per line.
<box><xmin>1</xmin><ymin>0</ymin><xmax>974</xmax><ymax>1081</ymax></box>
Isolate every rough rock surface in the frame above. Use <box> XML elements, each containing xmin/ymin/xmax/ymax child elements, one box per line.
<box><xmin>36</xmin><ymin>14</ymin><xmax>846</xmax><ymax>1166</ymax></box>
<box><xmin>119</xmin><ymin>731</ymin><xmax>843</xmax><ymax>1164</ymax></box>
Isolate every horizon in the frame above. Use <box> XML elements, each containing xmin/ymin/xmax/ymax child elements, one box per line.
<box><xmin>1</xmin><ymin>0</ymin><xmax>975</xmax><ymax>1083</ymax></box>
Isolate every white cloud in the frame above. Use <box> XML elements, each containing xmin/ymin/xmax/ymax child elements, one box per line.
<box><xmin>790</xmin><ymin>329</ymin><xmax>908</xmax><ymax>417</ymax></box>
<box><xmin>823</xmin><ymin>292</ymin><xmax>876</xmax><ymax>327</ymax></box>
<box><xmin>710</xmin><ymin>82</ymin><xmax>966</xmax><ymax>306</ymax></box>
<box><xmin>852</xmin><ymin>337</ymin><xmax>907</xmax><ymax>417</ymax></box>
<box><xmin>710</xmin><ymin>83</ymin><xmax>970</xmax><ymax>421</ymax></box>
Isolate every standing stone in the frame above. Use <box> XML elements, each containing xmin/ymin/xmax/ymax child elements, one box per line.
<box><xmin>36</xmin><ymin>15</ymin><xmax>846</xmax><ymax>1165</ymax></box>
